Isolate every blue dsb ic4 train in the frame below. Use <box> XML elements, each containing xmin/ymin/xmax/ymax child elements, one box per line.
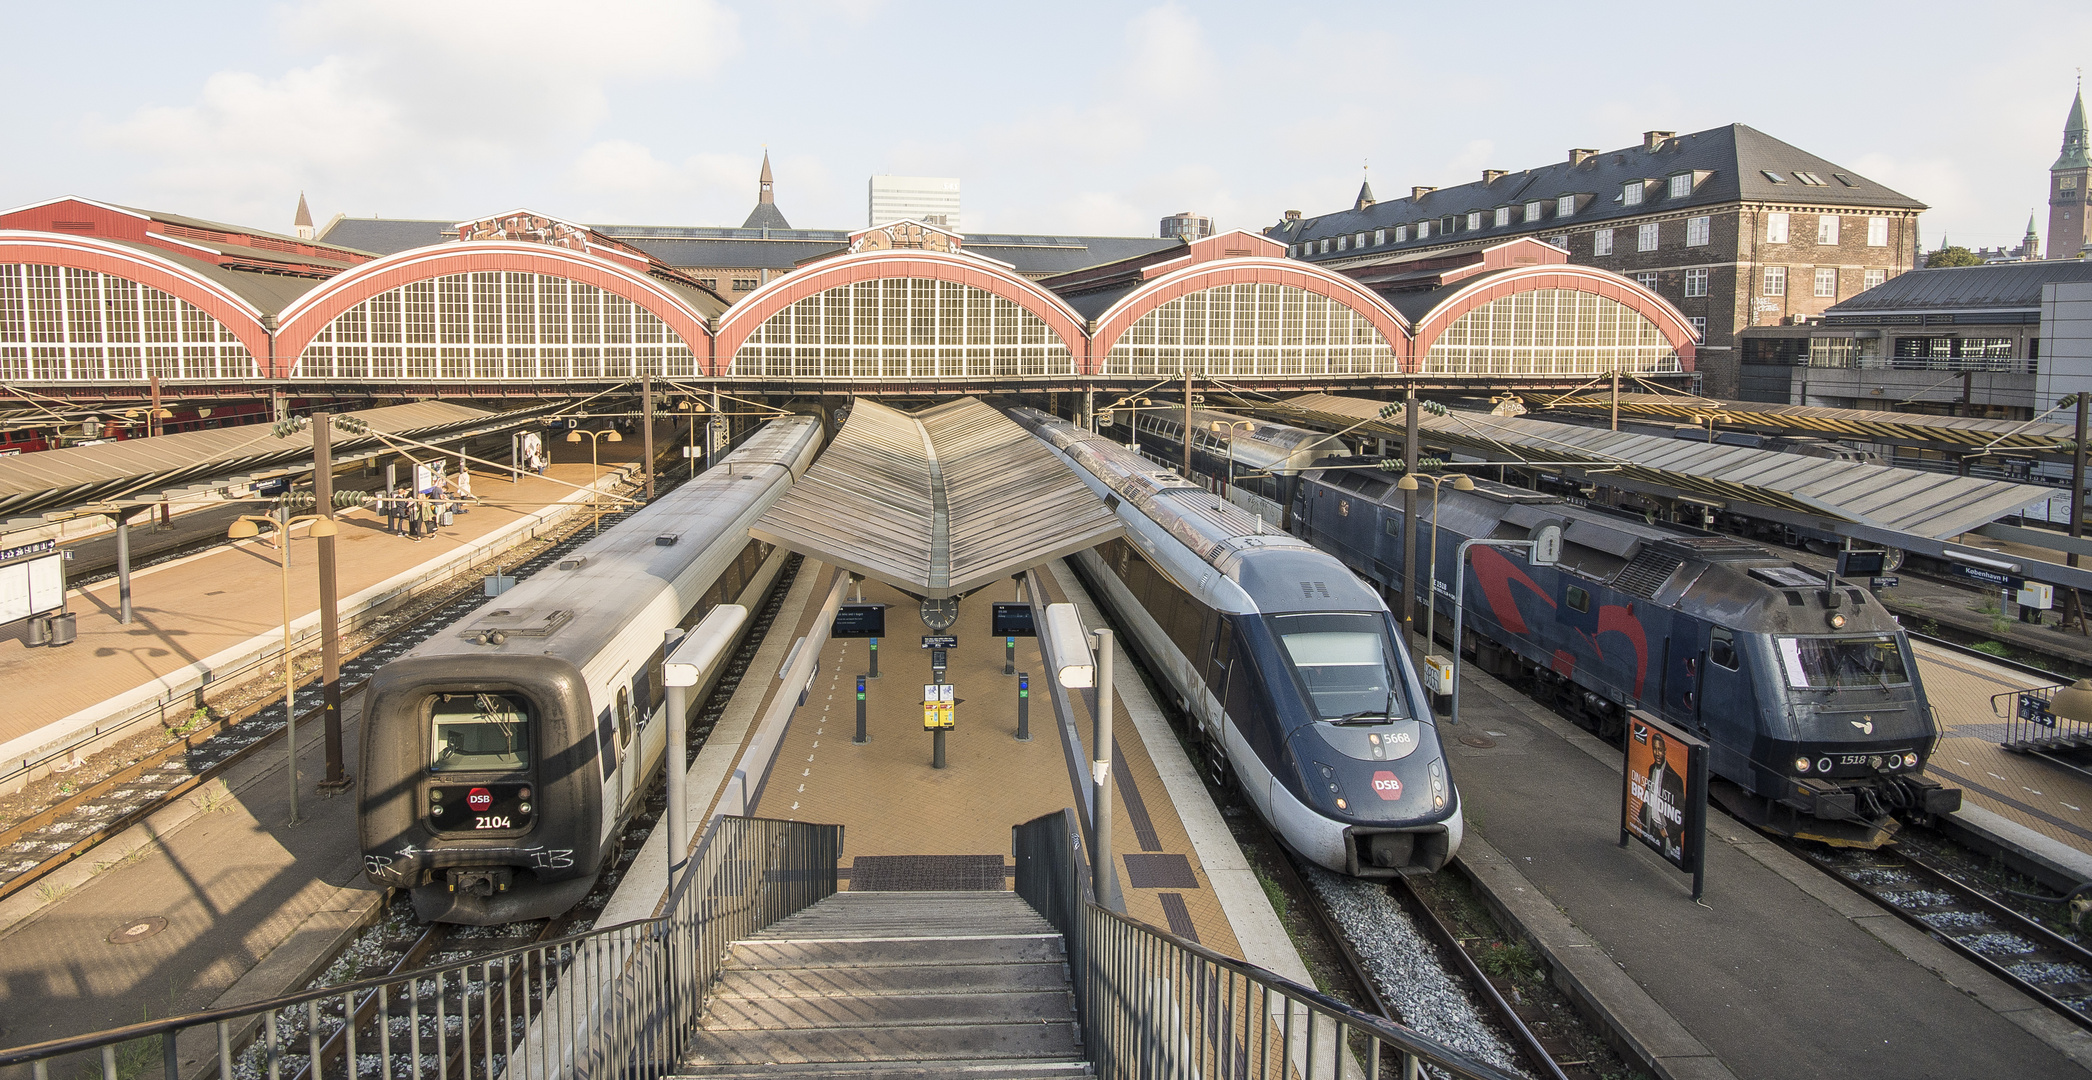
<box><xmin>1291</xmin><ymin>459</ymin><xmax>1961</xmax><ymax>847</ymax></box>
<box><xmin>1009</xmin><ymin>407</ymin><xmax>1461</xmax><ymax>877</ymax></box>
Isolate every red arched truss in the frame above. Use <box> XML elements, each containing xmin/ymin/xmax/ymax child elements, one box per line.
<box><xmin>1410</xmin><ymin>266</ymin><xmax>1699</xmax><ymax>368</ymax></box>
<box><xmin>713</xmin><ymin>251</ymin><xmax>1091</xmax><ymax>367</ymax></box>
<box><xmin>276</xmin><ymin>241</ymin><xmax>714</xmax><ymax>374</ymax></box>
<box><xmin>1089</xmin><ymin>259</ymin><xmax>1414</xmax><ymax>375</ymax></box>
<box><xmin>0</xmin><ymin>231</ymin><xmax>275</xmax><ymax>369</ymax></box>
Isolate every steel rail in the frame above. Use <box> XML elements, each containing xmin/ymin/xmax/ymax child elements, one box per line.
<box><xmin>1790</xmin><ymin>839</ymin><xmax>2092</xmax><ymax>1031</ymax></box>
<box><xmin>0</xmin><ymin>487</ymin><xmax>647</xmax><ymax>906</ymax></box>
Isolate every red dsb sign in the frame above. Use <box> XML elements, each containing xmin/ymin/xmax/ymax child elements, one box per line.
<box><xmin>467</xmin><ymin>787</ymin><xmax>494</xmax><ymax>811</ymax></box>
<box><xmin>1371</xmin><ymin>771</ymin><xmax>1402</xmax><ymax>800</ymax></box>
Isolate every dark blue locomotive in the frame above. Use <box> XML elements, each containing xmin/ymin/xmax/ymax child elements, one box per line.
<box><xmin>1294</xmin><ymin>460</ymin><xmax>1960</xmax><ymax>846</ymax></box>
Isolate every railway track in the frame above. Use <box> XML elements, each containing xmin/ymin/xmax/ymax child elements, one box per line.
<box><xmin>1252</xmin><ymin>820</ymin><xmax>1570</xmax><ymax>1080</ymax></box>
<box><xmin>1791</xmin><ymin>840</ymin><xmax>2092</xmax><ymax>1031</ymax></box>
<box><xmin>0</xmin><ymin>483</ymin><xmax>653</xmax><ymax>907</ymax></box>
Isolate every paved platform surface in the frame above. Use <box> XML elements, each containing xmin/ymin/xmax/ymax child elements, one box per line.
<box><xmin>1449</xmin><ymin>663</ymin><xmax>2092</xmax><ymax>1080</ymax></box>
<box><xmin>752</xmin><ymin>572</ymin><xmax>1250</xmax><ymax>957</ymax></box>
<box><xmin>1913</xmin><ymin>641</ymin><xmax>2092</xmax><ymax>855</ymax></box>
<box><xmin>0</xmin><ymin>456</ymin><xmax>634</xmax><ymax>752</ymax></box>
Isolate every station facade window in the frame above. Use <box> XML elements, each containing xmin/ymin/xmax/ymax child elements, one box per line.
<box><xmin>1422</xmin><ymin>288</ymin><xmax>1684</xmax><ymax>377</ymax></box>
<box><xmin>732</xmin><ymin>277</ymin><xmax>1074</xmax><ymax>380</ymax></box>
<box><xmin>1102</xmin><ymin>282</ymin><xmax>1397</xmax><ymax>377</ymax></box>
<box><xmin>297</xmin><ymin>272</ymin><xmax>698</xmax><ymax>381</ymax></box>
<box><xmin>0</xmin><ymin>264</ymin><xmax>258</xmax><ymax>382</ymax></box>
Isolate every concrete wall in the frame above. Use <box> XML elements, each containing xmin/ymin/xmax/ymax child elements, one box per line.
<box><xmin>2040</xmin><ymin>279</ymin><xmax>2092</xmax><ymax>412</ymax></box>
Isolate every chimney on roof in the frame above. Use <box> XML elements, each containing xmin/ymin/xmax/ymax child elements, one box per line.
<box><xmin>1482</xmin><ymin>170</ymin><xmax>1507</xmax><ymax>184</ymax></box>
<box><xmin>1643</xmin><ymin>130</ymin><xmax>1675</xmax><ymax>152</ymax></box>
<box><xmin>1283</xmin><ymin>209</ymin><xmax>1302</xmax><ymax>222</ymax></box>
<box><xmin>1411</xmin><ymin>186</ymin><xmax>1436</xmax><ymax>200</ymax></box>
<box><xmin>1569</xmin><ymin>148</ymin><xmax>1596</xmax><ymax>166</ymax></box>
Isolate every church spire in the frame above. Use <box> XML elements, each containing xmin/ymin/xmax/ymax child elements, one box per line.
<box><xmin>2056</xmin><ymin>78</ymin><xmax>2090</xmax><ymax>172</ymax></box>
<box><xmin>293</xmin><ymin>191</ymin><xmax>314</xmax><ymax>240</ymax></box>
<box><xmin>741</xmin><ymin>149</ymin><xmax>791</xmax><ymax>230</ymax></box>
<box><xmin>1354</xmin><ymin>164</ymin><xmax>1375</xmax><ymax>211</ymax></box>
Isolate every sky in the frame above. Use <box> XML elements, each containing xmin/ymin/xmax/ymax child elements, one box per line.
<box><xmin>1</xmin><ymin>0</ymin><xmax>2087</xmax><ymax>251</ymax></box>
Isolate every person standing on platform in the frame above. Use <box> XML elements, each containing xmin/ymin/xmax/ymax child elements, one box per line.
<box><xmin>454</xmin><ymin>468</ymin><xmax>473</xmax><ymax>512</ymax></box>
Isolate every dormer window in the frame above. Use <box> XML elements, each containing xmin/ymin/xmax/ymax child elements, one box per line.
<box><xmin>1524</xmin><ymin>200</ymin><xmax>1544</xmax><ymax>222</ymax></box>
<box><xmin>1494</xmin><ymin>207</ymin><xmax>1511</xmax><ymax>227</ymax></box>
<box><xmin>1556</xmin><ymin>195</ymin><xmax>1576</xmax><ymax>217</ymax></box>
<box><xmin>1622</xmin><ymin>182</ymin><xmax>1644</xmax><ymax>206</ymax></box>
<box><xmin>1761</xmin><ymin>170</ymin><xmax>1788</xmax><ymax>184</ymax></box>
<box><xmin>1395</xmin><ymin>225</ymin><xmax>1409</xmax><ymax>242</ymax></box>
<box><xmin>1356</xmin><ymin>232</ymin><xmax>1367</xmax><ymax>248</ymax></box>
<box><xmin>1337</xmin><ymin>235</ymin><xmax>1348</xmax><ymax>251</ymax></box>
<box><xmin>1466</xmin><ymin>212</ymin><xmax>1482</xmax><ymax>231</ymax></box>
<box><xmin>1416</xmin><ymin>221</ymin><xmax>1431</xmax><ymax>239</ymax></box>
<box><xmin>1320</xmin><ymin>238</ymin><xmax>1331</xmax><ymax>253</ymax></box>
<box><xmin>1374</xmin><ymin>228</ymin><xmax>1386</xmax><ymax>245</ymax></box>
<box><xmin>1668</xmin><ymin>174</ymin><xmax>1692</xmax><ymax>198</ymax></box>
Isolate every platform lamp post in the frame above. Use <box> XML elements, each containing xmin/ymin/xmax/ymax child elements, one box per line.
<box><xmin>1045</xmin><ymin>603</ymin><xmax>1119</xmax><ymax>909</ymax></box>
<box><xmin>1395</xmin><ymin>469</ymin><xmax>1474</xmax><ymax>704</ymax></box>
<box><xmin>676</xmin><ymin>399</ymin><xmax>707</xmax><ymax>479</ymax></box>
<box><xmin>662</xmin><ymin>604</ymin><xmax>748</xmax><ymax>888</ymax></box>
<box><xmin>228</xmin><ymin>510</ymin><xmax>339</xmax><ymax>826</ymax></box>
<box><xmin>1210</xmin><ymin>419</ymin><xmax>1254</xmax><ymax>499</ymax></box>
<box><xmin>566</xmin><ymin>427</ymin><xmax>622</xmax><ymax>535</ymax></box>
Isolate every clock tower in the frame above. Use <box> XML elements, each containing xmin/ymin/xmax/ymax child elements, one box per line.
<box><xmin>2051</xmin><ymin>80</ymin><xmax>2091</xmax><ymax>260</ymax></box>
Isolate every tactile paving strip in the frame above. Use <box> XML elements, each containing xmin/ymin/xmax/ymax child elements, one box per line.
<box><xmin>1122</xmin><ymin>853</ymin><xmax>1198</xmax><ymax>889</ymax></box>
<box><xmin>845</xmin><ymin>854</ymin><xmax>1010</xmax><ymax>891</ymax></box>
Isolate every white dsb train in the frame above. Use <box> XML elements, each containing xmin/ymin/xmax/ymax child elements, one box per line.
<box><xmin>359</xmin><ymin>417</ymin><xmax>822</xmax><ymax>923</ymax></box>
<box><xmin>1009</xmin><ymin>407</ymin><xmax>1462</xmax><ymax>877</ymax></box>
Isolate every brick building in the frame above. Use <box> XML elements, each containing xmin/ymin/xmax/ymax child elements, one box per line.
<box><xmin>2049</xmin><ymin>82</ymin><xmax>2091</xmax><ymax>261</ymax></box>
<box><xmin>1269</xmin><ymin>125</ymin><xmax>1927</xmax><ymax>396</ymax></box>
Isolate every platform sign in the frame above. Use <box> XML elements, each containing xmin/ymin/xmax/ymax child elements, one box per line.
<box><xmin>921</xmin><ymin>635</ymin><xmax>958</xmax><ymax>648</ymax></box>
<box><xmin>1620</xmin><ymin>710</ymin><xmax>1708</xmax><ymax>900</ymax></box>
<box><xmin>0</xmin><ymin>551</ymin><xmax>65</xmax><ymax>625</ymax></box>
<box><xmin>992</xmin><ymin>603</ymin><xmax>1036</xmax><ymax>637</ymax></box>
<box><xmin>1835</xmin><ymin>550</ymin><xmax>1887</xmax><ymax>578</ymax></box>
<box><xmin>833</xmin><ymin>603</ymin><xmax>887</xmax><ymax>637</ymax></box>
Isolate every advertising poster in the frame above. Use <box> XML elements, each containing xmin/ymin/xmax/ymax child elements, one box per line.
<box><xmin>1620</xmin><ymin>710</ymin><xmax>1708</xmax><ymax>898</ymax></box>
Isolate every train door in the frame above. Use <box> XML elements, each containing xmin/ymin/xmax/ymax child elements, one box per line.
<box><xmin>1699</xmin><ymin>626</ymin><xmax>1757</xmax><ymax>767</ymax></box>
<box><xmin>614</xmin><ymin>686</ymin><xmax>636</xmax><ymax>816</ymax></box>
<box><xmin>1661</xmin><ymin>613</ymin><xmax>1703</xmax><ymax>722</ymax></box>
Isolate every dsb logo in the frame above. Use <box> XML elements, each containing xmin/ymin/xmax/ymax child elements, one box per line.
<box><xmin>467</xmin><ymin>787</ymin><xmax>494</xmax><ymax>812</ymax></box>
<box><xmin>1370</xmin><ymin>771</ymin><xmax>1402</xmax><ymax>800</ymax></box>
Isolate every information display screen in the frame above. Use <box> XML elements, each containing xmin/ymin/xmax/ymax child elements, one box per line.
<box><xmin>992</xmin><ymin>603</ymin><xmax>1036</xmax><ymax>637</ymax></box>
<box><xmin>833</xmin><ymin>604</ymin><xmax>886</xmax><ymax>637</ymax></box>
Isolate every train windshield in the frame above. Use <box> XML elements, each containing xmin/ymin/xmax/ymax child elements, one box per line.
<box><xmin>1775</xmin><ymin>635</ymin><xmax>1909</xmax><ymax>689</ymax></box>
<box><xmin>1270</xmin><ymin>613</ymin><xmax>1411</xmax><ymax>723</ymax></box>
<box><xmin>430</xmin><ymin>692</ymin><xmax>533</xmax><ymax>773</ymax></box>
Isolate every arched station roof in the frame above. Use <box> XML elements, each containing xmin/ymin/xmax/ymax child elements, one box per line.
<box><xmin>1409</xmin><ymin>264</ymin><xmax>1699</xmax><ymax>366</ymax></box>
<box><xmin>0</xmin><ymin>230</ymin><xmax>277</xmax><ymax>364</ymax></box>
<box><xmin>1088</xmin><ymin>257</ymin><xmax>1415</xmax><ymax>371</ymax></box>
<box><xmin>714</xmin><ymin>247</ymin><xmax>1092</xmax><ymax>365</ymax></box>
<box><xmin>275</xmin><ymin>240</ymin><xmax>716</xmax><ymax>368</ymax></box>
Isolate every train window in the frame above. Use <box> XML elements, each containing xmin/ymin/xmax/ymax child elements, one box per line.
<box><xmin>1566</xmin><ymin>586</ymin><xmax>1590</xmax><ymax>613</ymax></box>
<box><xmin>1775</xmin><ymin>635</ymin><xmax>1909</xmax><ymax>689</ymax></box>
<box><xmin>616</xmin><ymin>687</ymin><xmax>633</xmax><ymax>747</ymax></box>
<box><xmin>429</xmin><ymin>692</ymin><xmax>532</xmax><ymax>773</ymax></box>
<box><xmin>1710</xmin><ymin>628</ymin><xmax>1738</xmax><ymax>670</ymax></box>
<box><xmin>1269</xmin><ymin>613</ymin><xmax>1411</xmax><ymax>722</ymax></box>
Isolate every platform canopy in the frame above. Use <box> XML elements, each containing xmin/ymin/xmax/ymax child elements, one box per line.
<box><xmin>1271</xmin><ymin>393</ymin><xmax>2056</xmax><ymax>541</ymax></box>
<box><xmin>751</xmin><ymin>397</ymin><xmax>1122</xmax><ymax>600</ymax></box>
<box><xmin>0</xmin><ymin>401</ymin><xmax>563</xmax><ymax>529</ymax></box>
<box><xmin>1527</xmin><ymin>391</ymin><xmax>2075</xmax><ymax>455</ymax></box>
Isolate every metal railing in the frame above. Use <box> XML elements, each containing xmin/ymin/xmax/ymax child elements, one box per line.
<box><xmin>1994</xmin><ymin>682</ymin><xmax>2092</xmax><ymax>755</ymax></box>
<box><xmin>1013</xmin><ymin>810</ymin><xmax>1520</xmax><ymax>1080</ymax></box>
<box><xmin>0</xmin><ymin>815</ymin><xmax>840</xmax><ymax>1080</ymax></box>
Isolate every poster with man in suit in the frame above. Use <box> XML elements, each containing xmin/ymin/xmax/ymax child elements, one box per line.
<box><xmin>1622</xmin><ymin>711</ymin><xmax>1707</xmax><ymax>893</ymax></box>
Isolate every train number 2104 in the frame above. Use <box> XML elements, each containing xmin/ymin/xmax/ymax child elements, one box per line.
<box><xmin>474</xmin><ymin>816</ymin><xmax>512</xmax><ymax>830</ymax></box>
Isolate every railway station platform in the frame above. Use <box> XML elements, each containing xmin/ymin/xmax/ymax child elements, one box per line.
<box><xmin>0</xmin><ymin>457</ymin><xmax>641</xmax><ymax>796</ymax></box>
<box><xmin>1446</xmin><ymin>660</ymin><xmax>2092</xmax><ymax>1080</ymax></box>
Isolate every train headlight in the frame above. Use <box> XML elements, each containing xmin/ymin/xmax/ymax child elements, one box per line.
<box><xmin>1827</xmin><ymin>612</ymin><xmax>1848</xmax><ymax>630</ymax></box>
<box><xmin>1817</xmin><ymin>757</ymin><xmax>1833</xmax><ymax>773</ymax></box>
<box><xmin>519</xmin><ymin>802</ymin><xmax>533</xmax><ymax>814</ymax></box>
<box><xmin>1795</xmin><ymin>757</ymin><xmax>1811</xmax><ymax>773</ymax></box>
<box><xmin>1904</xmin><ymin>753</ymin><xmax>1919</xmax><ymax>768</ymax></box>
<box><xmin>1429</xmin><ymin>760</ymin><xmax>1447</xmax><ymax>810</ymax></box>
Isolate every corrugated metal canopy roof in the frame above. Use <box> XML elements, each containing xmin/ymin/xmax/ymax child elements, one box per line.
<box><xmin>1274</xmin><ymin>393</ymin><xmax>2055</xmax><ymax>540</ymax></box>
<box><xmin>0</xmin><ymin>401</ymin><xmax>560</xmax><ymax>528</ymax></box>
<box><xmin>751</xmin><ymin>397</ymin><xmax>1121</xmax><ymax>599</ymax></box>
<box><xmin>1528</xmin><ymin>391</ymin><xmax>2075</xmax><ymax>452</ymax></box>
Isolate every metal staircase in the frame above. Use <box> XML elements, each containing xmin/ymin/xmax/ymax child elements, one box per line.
<box><xmin>675</xmin><ymin>890</ymin><xmax>1091</xmax><ymax>1080</ymax></box>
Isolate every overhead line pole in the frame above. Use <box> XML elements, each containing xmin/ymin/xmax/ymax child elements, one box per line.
<box><xmin>1402</xmin><ymin>387</ymin><xmax>1420</xmax><ymax>659</ymax></box>
<box><xmin>313</xmin><ymin>412</ymin><xmax>348</xmax><ymax>789</ymax></box>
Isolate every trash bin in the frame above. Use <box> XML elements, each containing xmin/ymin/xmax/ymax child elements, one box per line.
<box><xmin>47</xmin><ymin>612</ymin><xmax>77</xmax><ymax>646</ymax></box>
<box><xmin>26</xmin><ymin>615</ymin><xmax>51</xmax><ymax>646</ymax></box>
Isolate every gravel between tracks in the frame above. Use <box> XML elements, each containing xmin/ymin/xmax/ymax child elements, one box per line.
<box><xmin>1302</xmin><ymin>864</ymin><xmax>1533</xmax><ymax>1079</ymax></box>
